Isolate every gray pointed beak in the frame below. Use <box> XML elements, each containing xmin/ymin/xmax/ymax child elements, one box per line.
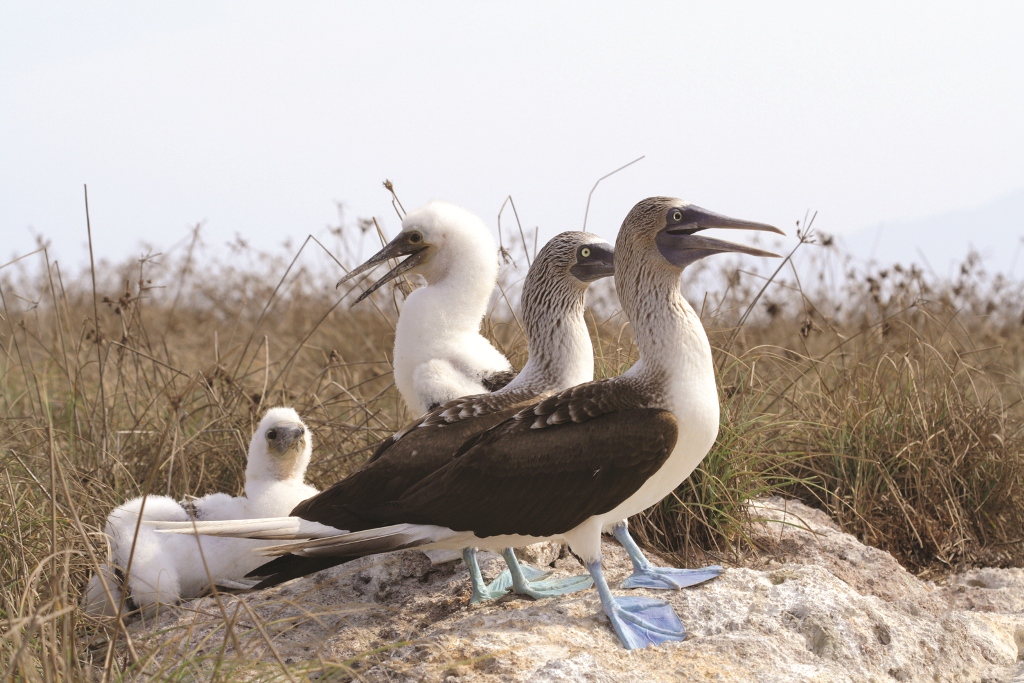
<box><xmin>336</xmin><ymin>231</ymin><xmax>430</xmax><ymax>304</ymax></box>
<box><xmin>569</xmin><ymin>243</ymin><xmax>616</xmax><ymax>283</ymax></box>
<box><xmin>657</xmin><ymin>206</ymin><xmax>783</xmax><ymax>267</ymax></box>
<box><xmin>267</xmin><ymin>423</ymin><xmax>305</xmax><ymax>455</ymax></box>
<box><xmin>669</xmin><ymin>206</ymin><xmax>786</xmax><ymax>237</ymax></box>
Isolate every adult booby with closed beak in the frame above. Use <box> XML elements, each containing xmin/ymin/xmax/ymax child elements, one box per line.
<box><xmin>155</xmin><ymin>232</ymin><xmax>617</xmax><ymax>603</ymax></box>
<box><xmin>238</xmin><ymin>198</ymin><xmax>782</xmax><ymax>649</ymax></box>
<box><xmin>339</xmin><ymin>201</ymin><xmax>515</xmax><ymax>414</ymax></box>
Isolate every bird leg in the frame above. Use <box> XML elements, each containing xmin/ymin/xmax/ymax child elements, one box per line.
<box><xmin>499</xmin><ymin>548</ymin><xmax>593</xmax><ymax>600</ymax></box>
<box><xmin>611</xmin><ymin>522</ymin><xmax>723</xmax><ymax>590</ymax></box>
<box><xmin>463</xmin><ymin>547</ymin><xmax>517</xmax><ymax>603</ymax></box>
<box><xmin>587</xmin><ymin>558</ymin><xmax>686</xmax><ymax>650</ymax></box>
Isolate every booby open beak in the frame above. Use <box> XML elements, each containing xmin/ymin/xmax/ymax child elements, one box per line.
<box><xmin>336</xmin><ymin>231</ymin><xmax>431</xmax><ymax>304</ymax></box>
<box><xmin>569</xmin><ymin>243</ymin><xmax>616</xmax><ymax>282</ymax></box>
<box><xmin>656</xmin><ymin>206</ymin><xmax>784</xmax><ymax>267</ymax></box>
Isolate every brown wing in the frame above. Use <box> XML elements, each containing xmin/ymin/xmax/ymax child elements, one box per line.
<box><xmin>393</xmin><ymin>381</ymin><xmax>678</xmax><ymax>538</ymax></box>
<box><xmin>291</xmin><ymin>390</ymin><xmax>540</xmax><ymax>530</ymax></box>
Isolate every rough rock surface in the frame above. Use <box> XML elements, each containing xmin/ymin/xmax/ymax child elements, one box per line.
<box><xmin>128</xmin><ymin>498</ymin><xmax>1024</xmax><ymax>682</ymax></box>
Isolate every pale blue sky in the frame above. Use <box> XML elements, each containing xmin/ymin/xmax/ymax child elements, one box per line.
<box><xmin>2</xmin><ymin>2</ymin><xmax>1022</xmax><ymax>272</ymax></box>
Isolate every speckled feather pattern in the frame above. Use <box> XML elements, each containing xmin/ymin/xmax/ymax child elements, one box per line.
<box><xmin>519</xmin><ymin>379</ymin><xmax>652</xmax><ymax>429</ymax></box>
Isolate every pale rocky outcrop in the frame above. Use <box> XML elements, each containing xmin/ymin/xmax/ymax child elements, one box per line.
<box><xmin>127</xmin><ymin>499</ymin><xmax>1024</xmax><ymax>682</ymax></box>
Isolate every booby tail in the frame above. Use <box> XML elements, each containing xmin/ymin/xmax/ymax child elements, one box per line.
<box><xmin>253</xmin><ymin>524</ymin><xmax>463</xmax><ymax>559</ymax></box>
<box><xmin>147</xmin><ymin>516</ymin><xmax>342</xmax><ymax>540</ymax></box>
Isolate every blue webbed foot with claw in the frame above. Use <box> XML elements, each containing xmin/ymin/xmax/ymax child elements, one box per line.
<box><xmin>622</xmin><ymin>565</ymin><xmax>724</xmax><ymax>590</ymax></box>
<box><xmin>484</xmin><ymin>561</ymin><xmax>550</xmax><ymax>596</ymax></box>
<box><xmin>500</xmin><ymin>549</ymin><xmax>593</xmax><ymax>599</ymax></box>
<box><xmin>587</xmin><ymin>559</ymin><xmax>686</xmax><ymax>649</ymax></box>
<box><xmin>465</xmin><ymin>547</ymin><xmax>592</xmax><ymax>603</ymax></box>
<box><xmin>464</xmin><ymin>547</ymin><xmax>511</xmax><ymax>603</ymax></box>
<box><xmin>612</xmin><ymin>523</ymin><xmax>723</xmax><ymax>590</ymax></box>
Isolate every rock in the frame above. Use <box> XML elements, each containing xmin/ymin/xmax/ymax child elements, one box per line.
<box><xmin>125</xmin><ymin>498</ymin><xmax>1024</xmax><ymax>682</ymax></box>
<box><xmin>516</xmin><ymin>541</ymin><xmax>564</xmax><ymax>567</ymax></box>
<box><xmin>935</xmin><ymin>567</ymin><xmax>1024</xmax><ymax>615</ymax></box>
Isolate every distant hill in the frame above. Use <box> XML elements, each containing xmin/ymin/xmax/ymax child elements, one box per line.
<box><xmin>840</xmin><ymin>188</ymin><xmax>1024</xmax><ymax>278</ymax></box>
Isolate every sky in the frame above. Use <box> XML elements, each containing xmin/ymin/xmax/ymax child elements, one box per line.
<box><xmin>2</xmin><ymin>2</ymin><xmax>1023</xmax><ymax>275</ymax></box>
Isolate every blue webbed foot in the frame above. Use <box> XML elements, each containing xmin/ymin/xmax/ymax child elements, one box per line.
<box><xmin>484</xmin><ymin>563</ymin><xmax>550</xmax><ymax>596</ymax></box>
<box><xmin>587</xmin><ymin>559</ymin><xmax>686</xmax><ymax>650</ymax></box>
<box><xmin>510</xmin><ymin>573</ymin><xmax>594</xmax><ymax>599</ymax></box>
<box><xmin>470</xmin><ymin>580</ymin><xmax>510</xmax><ymax>603</ymax></box>
<box><xmin>621</xmin><ymin>565</ymin><xmax>724</xmax><ymax>590</ymax></box>
<box><xmin>502</xmin><ymin>548</ymin><xmax>593</xmax><ymax>600</ymax></box>
<box><xmin>464</xmin><ymin>547</ymin><xmax>510</xmax><ymax>603</ymax></box>
<box><xmin>611</xmin><ymin>522</ymin><xmax>723</xmax><ymax>590</ymax></box>
<box><xmin>608</xmin><ymin>596</ymin><xmax>687</xmax><ymax>649</ymax></box>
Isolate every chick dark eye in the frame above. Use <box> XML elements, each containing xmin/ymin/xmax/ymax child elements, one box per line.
<box><xmin>266</xmin><ymin>429</ymin><xmax>278</xmax><ymax>440</ymax></box>
<box><xmin>409</xmin><ymin>232</ymin><xmax>423</xmax><ymax>244</ymax></box>
<box><xmin>580</xmin><ymin>247</ymin><xmax>591</xmax><ymax>258</ymax></box>
<box><xmin>671</xmin><ymin>210</ymin><xmax>683</xmax><ymax>222</ymax></box>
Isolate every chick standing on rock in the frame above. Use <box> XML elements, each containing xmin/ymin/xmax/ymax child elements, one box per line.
<box><xmin>84</xmin><ymin>407</ymin><xmax>318</xmax><ymax>616</ymax></box>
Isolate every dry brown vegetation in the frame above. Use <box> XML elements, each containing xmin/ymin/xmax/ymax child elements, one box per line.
<box><xmin>635</xmin><ymin>227</ymin><xmax>1024</xmax><ymax>577</ymax></box>
<box><xmin>2</xmin><ymin>207</ymin><xmax>1023</xmax><ymax>679</ymax></box>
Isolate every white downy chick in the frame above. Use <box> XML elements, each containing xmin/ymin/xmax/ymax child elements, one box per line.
<box><xmin>84</xmin><ymin>407</ymin><xmax>318</xmax><ymax>616</ymax></box>
<box><xmin>338</xmin><ymin>201</ymin><xmax>512</xmax><ymax>414</ymax></box>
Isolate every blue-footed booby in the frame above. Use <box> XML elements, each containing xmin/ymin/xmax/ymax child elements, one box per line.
<box><xmin>84</xmin><ymin>408</ymin><xmax>318</xmax><ymax>615</ymax></box>
<box><xmin>230</xmin><ymin>199</ymin><xmax>782</xmax><ymax>649</ymax></box>
<box><xmin>338</xmin><ymin>201</ymin><xmax>515</xmax><ymax>414</ymax></box>
<box><xmin>154</xmin><ymin>231</ymin><xmax>617</xmax><ymax>603</ymax></box>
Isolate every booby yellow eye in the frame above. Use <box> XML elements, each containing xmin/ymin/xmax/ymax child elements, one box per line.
<box><xmin>409</xmin><ymin>232</ymin><xmax>423</xmax><ymax>244</ymax></box>
<box><xmin>581</xmin><ymin>247</ymin><xmax>591</xmax><ymax>258</ymax></box>
<box><xmin>672</xmin><ymin>210</ymin><xmax>683</xmax><ymax>222</ymax></box>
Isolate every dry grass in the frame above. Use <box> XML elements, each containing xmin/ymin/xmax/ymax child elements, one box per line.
<box><xmin>2</xmin><ymin>210</ymin><xmax>1023</xmax><ymax>679</ymax></box>
<box><xmin>633</xmin><ymin>226</ymin><xmax>1024</xmax><ymax>574</ymax></box>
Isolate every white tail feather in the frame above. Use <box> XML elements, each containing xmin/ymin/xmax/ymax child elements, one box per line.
<box><xmin>146</xmin><ymin>516</ymin><xmax>344</xmax><ymax>540</ymax></box>
<box><xmin>256</xmin><ymin>524</ymin><xmax>462</xmax><ymax>558</ymax></box>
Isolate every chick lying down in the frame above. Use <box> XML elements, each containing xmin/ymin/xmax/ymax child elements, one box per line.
<box><xmin>84</xmin><ymin>407</ymin><xmax>319</xmax><ymax>616</ymax></box>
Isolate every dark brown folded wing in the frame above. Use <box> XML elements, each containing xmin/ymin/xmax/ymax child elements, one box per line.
<box><xmin>291</xmin><ymin>389</ymin><xmax>540</xmax><ymax>530</ymax></box>
<box><xmin>394</xmin><ymin>381</ymin><xmax>678</xmax><ymax>538</ymax></box>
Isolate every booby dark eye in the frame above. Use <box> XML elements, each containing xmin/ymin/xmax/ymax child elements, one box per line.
<box><xmin>580</xmin><ymin>247</ymin><xmax>591</xmax><ymax>258</ymax></box>
<box><xmin>671</xmin><ymin>210</ymin><xmax>683</xmax><ymax>222</ymax></box>
<box><xmin>409</xmin><ymin>232</ymin><xmax>423</xmax><ymax>244</ymax></box>
<box><xmin>266</xmin><ymin>429</ymin><xmax>278</xmax><ymax>440</ymax></box>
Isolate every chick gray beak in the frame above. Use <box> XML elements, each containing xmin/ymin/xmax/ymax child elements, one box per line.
<box><xmin>336</xmin><ymin>231</ymin><xmax>430</xmax><ymax>304</ymax></box>
<box><xmin>266</xmin><ymin>423</ymin><xmax>305</xmax><ymax>455</ymax></box>
<box><xmin>656</xmin><ymin>206</ymin><xmax>783</xmax><ymax>267</ymax></box>
<box><xmin>569</xmin><ymin>243</ymin><xmax>616</xmax><ymax>283</ymax></box>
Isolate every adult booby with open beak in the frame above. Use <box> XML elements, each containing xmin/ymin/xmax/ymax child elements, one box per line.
<box><xmin>338</xmin><ymin>201</ymin><xmax>516</xmax><ymax>414</ymax></box>
<box><xmin>226</xmin><ymin>198</ymin><xmax>783</xmax><ymax>649</ymax></box>
<box><xmin>156</xmin><ymin>231</ymin><xmax>616</xmax><ymax>602</ymax></box>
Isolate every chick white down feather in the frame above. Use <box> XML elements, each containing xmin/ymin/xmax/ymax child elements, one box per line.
<box><xmin>390</xmin><ymin>201</ymin><xmax>511</xmax><ymax>414</ymax></box>
<box><xmin>84</xmin><ymin>407</ymin><xmax>319</xmax><ymax>616</ymax></box>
